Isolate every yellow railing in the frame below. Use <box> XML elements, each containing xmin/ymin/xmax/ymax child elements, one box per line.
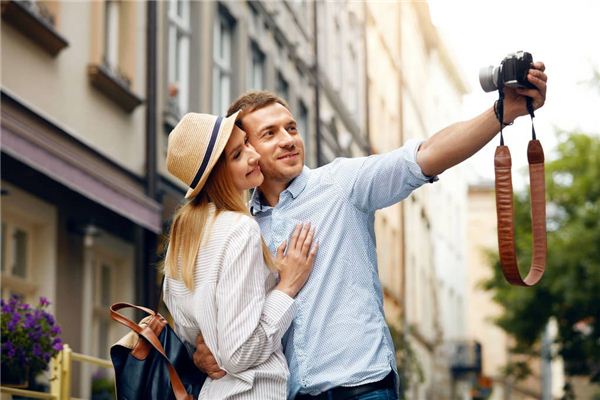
<box><xmin>0</xmin><ymin>344</ymin><xmax>113</xmax><ymax>400</ymax></box>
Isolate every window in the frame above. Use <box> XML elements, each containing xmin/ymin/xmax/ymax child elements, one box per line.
<box><xmin>248</xmin><ymin>41</ymin><xmax>265</xmax><ymax>90</ymax></box>
<box><xmin>104</xmin><ymin>0</ymin><xmax>119</xmax><ymax>69</ymax></box>
<box><xmin>276</xmin><ymin>72</ymin><xmax>289</xmax><ymax>100</ymax></box>
<box><xmin>88</xmin><ymin>0</ymin><xmax>142</xmax><ymax>112</ymax></box>
<box><xmin>332</xmin><ymin>19</ymin><xmax>343</xmax><ymax>90</ymax></box>
<box><xmin>298</xmin><ymin>101</ymin><xmax>309</xmax><ymax>148</ymax></box>
<box><xmin>167</xmin><ymin>0</ymin><xmax>191</xmax><ymax>117</ymax></box>
<box><xmin>1</xmin><ymin>215</ymin><xmax>36</xmax><ymax>303</ymax></box>
<box><xmin>347</xmin><ymin>45</ymin><xmax>359</xmax><ymax>113</ymax></box>
<box><xmin>93</xmin><ymin>258</ymin><xmax>114</xmax><ymax>359</ymax></box>
<box><xmin>213</xmin><ymin>10</ymin><xmax>235</xmax><ymax>114</ymax></box>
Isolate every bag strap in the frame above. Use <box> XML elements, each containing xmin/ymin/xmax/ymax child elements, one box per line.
<box><xmin>110</xmin><ymin>303</ymin><xmax>194</xmax><ymax>400</ymax></box>
<box><xmin>494</xmin><ymin>95</ymin><xmax>547</xmax><ymax>286</ymax></box>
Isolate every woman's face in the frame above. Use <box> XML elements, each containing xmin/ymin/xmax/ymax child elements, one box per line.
<box><xmin>224</xmin><ymin>125</ymin><xmax>263</xmax><ymax>192</ymax></box>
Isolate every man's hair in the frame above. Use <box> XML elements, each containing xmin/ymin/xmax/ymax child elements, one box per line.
<box><xmin>227</xmin><ymin>91</ymin><xmax>289</xmax><ymax>125</ymax></box>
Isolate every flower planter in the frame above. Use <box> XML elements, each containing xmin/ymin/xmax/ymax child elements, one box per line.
<box><xmin>0</xmin><ymin>366</ymin><xmax>29</xmax><ymax>388</ymax></box>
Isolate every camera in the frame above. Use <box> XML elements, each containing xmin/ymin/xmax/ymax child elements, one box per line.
<box><xmin>479</xmin><ymin>51</ymin><xmax>535</xmax><ymax>92</ymax></box>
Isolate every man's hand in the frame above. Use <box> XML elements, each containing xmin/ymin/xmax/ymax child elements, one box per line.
<box><xmin>193</xmin><ymin>333</ymin><xmax>226</xmax><ymax>379</ymax></box>
<box><xmin>503</xmin><ymin>61</ymin><xmax>547</xmax><ymax>123</ymax></box>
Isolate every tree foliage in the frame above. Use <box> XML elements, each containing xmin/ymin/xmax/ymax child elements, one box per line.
<box><xmin>483</xmin><ymin>131</ymin><xmax>600</xmax><ymax>381</ymax></box>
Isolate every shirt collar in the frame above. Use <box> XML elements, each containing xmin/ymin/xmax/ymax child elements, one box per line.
<box><xmin>249</xmin><ymin>166</ymin><xmax>310</xmax><ymax>215</ymax></box>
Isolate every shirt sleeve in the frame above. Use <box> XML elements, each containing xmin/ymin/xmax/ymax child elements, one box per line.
<box><xmin>328</xmin><ymin>139</ymin><xmax>438</xmax><ymax>213</ymax></box>
<box><xmin>213</xmin><ymin>217</ymin><xmax>295</xmax><ymax>374</ymax></box>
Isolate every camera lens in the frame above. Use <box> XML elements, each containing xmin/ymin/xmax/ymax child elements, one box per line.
<box><xmin>479</xmin><ymin>66</ymin><xmax>499</xmax><ymax>92</ymax></box>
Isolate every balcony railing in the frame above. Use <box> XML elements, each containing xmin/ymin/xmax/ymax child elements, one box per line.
<box><xmin>0</xmin><ymin>344</ymin><xmax>113</xmax><ymax>400</ymax></box>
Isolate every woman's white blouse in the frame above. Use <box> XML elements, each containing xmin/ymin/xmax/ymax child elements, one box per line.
<box><xmin>163</xmin><ymin>207</ymin><xmax>295</xmax><ymax>399</ymax></box>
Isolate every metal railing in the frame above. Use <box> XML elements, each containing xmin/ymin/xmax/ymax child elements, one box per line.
<box><xmin>0</xmin><ymin>344</ymin><xmax>113</xmax><ymax>400</ymax></box>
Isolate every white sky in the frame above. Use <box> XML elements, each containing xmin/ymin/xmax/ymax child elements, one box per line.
<box><xmin>428</xmin><ymin>0</ymin><xmax>600</xmax><ymax>188</ymax></box>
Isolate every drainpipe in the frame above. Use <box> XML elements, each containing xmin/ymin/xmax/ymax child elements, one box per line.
<box><xmin>363</xmin><ymin>2</ymin><xmax>371</xmax><ymax>153</ymax></box>
<box><xmin>312</xmin><ymin>1</ymin><xmax>322</xmax><ymax>166</ymax></box>
<box><xmin>146</xmin><ymin>0</ymin><xmax>158</xmax><ymax>200</ymax></box>
<box><xmin>138</xmin><ymin>0</ymin><xmax>159</xmax><ymax>311</ymax></box>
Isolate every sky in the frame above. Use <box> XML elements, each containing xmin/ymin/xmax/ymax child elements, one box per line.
<box><xmin>428</xmin><ymin>0</ymin><xmax>600</xmax><ymax>188</ymax></box>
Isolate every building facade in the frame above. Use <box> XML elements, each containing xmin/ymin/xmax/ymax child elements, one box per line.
<box><xmin>1</xmin><ymin>0</ymin><xmax>369</xmax><ymax>395</ymax></box>
<box><xmin>466</xmin><ymin>182</ymin><xmax>569</xmax><ymax>400</ymax></box>
<box><xmin>1</xmin><ymin>1</ymin><xmax>491</xmax><ymax>398</ymax></box>
<box><xmin>1</xmin><ymin>1</ymin><xmax>160</xmax><ymax>396</ymax></box>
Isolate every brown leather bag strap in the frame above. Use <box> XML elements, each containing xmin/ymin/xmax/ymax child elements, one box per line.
<box><xmin>110</xmin><ymin>303</ymin><xmax>193</xmax><ymax>400</ymax></box>
<box><xmin>494</xmin><ymin>139</ymin><xmax>547</xmax><ymax>286</ymax></box>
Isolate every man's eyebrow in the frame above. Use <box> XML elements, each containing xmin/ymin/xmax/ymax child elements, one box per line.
<box><xmin>257</xmin><ymin>124</ymin><xmax>276</xmax><ymax>134</ymax></box>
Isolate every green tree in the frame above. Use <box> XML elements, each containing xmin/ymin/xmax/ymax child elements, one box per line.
<box><xmin>483</xmin><ymin>131</ymin><xmax>600</xmax><ymax>383</ymax></box>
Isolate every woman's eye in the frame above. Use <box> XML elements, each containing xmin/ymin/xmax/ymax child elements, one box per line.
<box><xmin>233</xmin><ymin>152</ymin><xmax>241</xmax><ymax>160</ymax></box>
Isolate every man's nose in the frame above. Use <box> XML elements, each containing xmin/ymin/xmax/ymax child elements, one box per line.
<box><xmin>279</xmin><ymin>129</ymin><xmax>295</xmax><ymax>148</ymax></box>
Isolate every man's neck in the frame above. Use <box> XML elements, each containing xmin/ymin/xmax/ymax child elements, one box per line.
<box><xmin>258</xmin><ymin>179</ymin><xmax>290</xmax><ymax>207</ymax></box>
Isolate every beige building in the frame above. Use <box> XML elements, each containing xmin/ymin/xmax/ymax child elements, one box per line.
<box><xmin>2</xmin><ymin>0</ymin><xmax>369</xmax><ymax>396</ymax></box>
<box><xmin>1</xmin><ymin>0</ymin><xmax>159</xmax><ymax>397</ymax></box>
<box><xmin>467</xmin><ymin>182</ymin><xmax>567</xmax><ymax>400</ymax></box>
<box><xmin>399</xmin><ymin>2</ymin><xmax>468</xmax><ymax>399</ymax></box>
<box><xmin>366</xmin><ymin>1</ymin><xmax>469</xmax><ymax>398</ymax></box>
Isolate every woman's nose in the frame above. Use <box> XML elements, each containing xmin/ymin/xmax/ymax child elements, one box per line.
<box><xmin>248</xmin><ymin>149</ymin><xmax>260</xmax><ymax>165</ymax></box>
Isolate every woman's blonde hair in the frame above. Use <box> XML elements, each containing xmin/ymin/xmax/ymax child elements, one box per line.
<box><xmin>163</xmin><ymin>154</ymin><xmax>275</xmax><ymax>290</ymax></box>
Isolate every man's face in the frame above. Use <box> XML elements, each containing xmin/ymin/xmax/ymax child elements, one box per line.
<box><xmin>241</xmin><ymin>103</ymin><xmax>305</xmax><ymax>185</ymax></box>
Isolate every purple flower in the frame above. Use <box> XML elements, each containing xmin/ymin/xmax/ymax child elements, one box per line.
<box><xmin>3</xmin><ymin>341</ymin><xmax>16</xmax><ymax>358</ymax></box>
<box><xmin>52</xmin><ymin>338</ymin><xmax>63</xmax><ymax>351</ymax></box>
<box><xmin>32</xmin><ymin>343</ymin><xmax>43</xmax><ymax>357</ymax></box>
<box><xmin>44</xmin><ymin>312</ymin><xmax>55</xmax><ymax>325</ymax></box>
<box><xmin>1</xmin><ymin>295</ymin><xmax>63</xmax><ymax>375</ymax></box>
<box><xmin>30</xmin><ymin>329</ymin><xmax>43</xmax><ymax>341</ymax></box>
<box><xmin>39</xmin><ymin>297</ymin><xmax>50</xmax><ymax>307</ymax></box>
<box><xmin>9</xmin><ymin>294</ymin><xmax>20</xmax><ymax>305</ymax></box>
<box><xmin>7</xmin><ymin>315</ymin><xmax>19</xmax><ymax>331</ymax></box>
<box><xmin>24</xmin><ymin>313</ymin><xmax>36</xmax><ymax>329</ymax></box>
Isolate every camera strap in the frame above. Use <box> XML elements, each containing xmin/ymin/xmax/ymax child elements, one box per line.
<box><xmin>494</xmin><ymin>93</ymin><xmax>547</xmax><ymax>286</ymax></box>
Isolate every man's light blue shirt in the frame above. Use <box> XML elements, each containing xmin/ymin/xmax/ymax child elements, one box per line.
<box><xmin>249</xmin><ymin>139</ymin><xmax>437</xmax><ymax>398</ymax></box>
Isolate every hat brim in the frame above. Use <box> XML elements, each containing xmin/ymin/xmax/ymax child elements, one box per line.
<box><xmin>184</xmin><ymin>110</ymin><xmax>240</xmax><ymax>199</ymax></box>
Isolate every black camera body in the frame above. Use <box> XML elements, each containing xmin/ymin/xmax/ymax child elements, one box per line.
<box><xmin>479</xmin><ymin>51</ymin><xmax>535</xmax><ymax>92</ymax></box>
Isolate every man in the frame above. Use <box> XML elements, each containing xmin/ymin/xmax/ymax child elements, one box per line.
<box><xmin>194</xmin><ymin>63</ymin><xmax>547</xmax><ymax>399</ymax></box>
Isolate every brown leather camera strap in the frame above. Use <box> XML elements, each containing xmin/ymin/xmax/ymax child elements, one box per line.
<box><xmin>493</xmin><ymin>96</ymin><xmax>547</xmax><ymax>286</ymax></box>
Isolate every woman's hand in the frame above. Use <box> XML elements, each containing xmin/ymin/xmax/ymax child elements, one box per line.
<box><xmin>275</xmin><ymin>222</ymin><xmax>318</xmax><ymax>298</ymax></box>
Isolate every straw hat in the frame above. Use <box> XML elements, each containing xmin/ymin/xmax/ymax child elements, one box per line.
<box><xmin>166</xmin><ymin>111</ymin><xmax>240</xmax><ymax>199</ymax></box>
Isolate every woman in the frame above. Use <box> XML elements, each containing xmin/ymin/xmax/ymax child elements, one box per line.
<box><xmin>163</xmin><ymin>111</ymin><xmax>317</xmax><ymax>399</ymax></box>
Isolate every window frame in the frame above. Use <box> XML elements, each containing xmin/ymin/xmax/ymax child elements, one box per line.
<box><xmin>167</xmin><ymin>0</ymin><xmax>192</xmax><ymax>117</ymax></box>
<box><xmin>212</xmin><ymin>8</ymin><xmax>235</xmax><ymax>114</ymax></box>
<box><xmin>0</xmin><ymin>213</ymin><xmax>37</xmax><ymax>303</ymax></box>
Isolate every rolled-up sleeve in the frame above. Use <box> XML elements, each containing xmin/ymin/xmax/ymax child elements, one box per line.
<box><xmin>213</xmin><ymin>219</ymin><xmax>295</xmax><ymax>374</ymax></box>
<box><xmin>329</xmin><ymin>139</ymin><xmax>438</xmax><ymax>212</ymax></box>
